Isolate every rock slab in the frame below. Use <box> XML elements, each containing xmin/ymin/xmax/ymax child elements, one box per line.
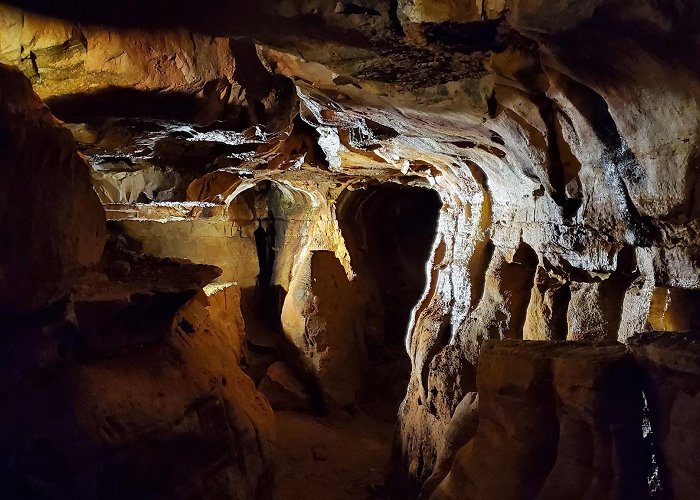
<box><xmin>432</xmin><ymin>340</ymin><xmax>647</xmax><ymax>500</ymax></box>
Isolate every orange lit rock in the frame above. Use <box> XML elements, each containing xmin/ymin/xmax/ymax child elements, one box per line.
<box><xmin>0</xmin><ymin>253</ymin><xmax>273</xmax><ymax>499</ymax></box>
<box><xmin>431</xmin><ymin>340</ymin><xmax>647</xmax><ymax>500</ymax></box>
<box><xmin>2</xmin><ymin>0</ymin><xmax>700</xmax><ymax>496</ymax></box>
<box><xmin>259</xmin><ymin>361</ymin><xmax>312</xmax><ymax>411</ymax></box>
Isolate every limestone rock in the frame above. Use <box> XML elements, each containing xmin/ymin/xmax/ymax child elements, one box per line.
<box><xmin>421</xmin><ymin>392</ymin><xmax>479</xmax><ymax>498</ymax></box>
<box><xmin>0</xmin><ymin>4</ymin><xmax>235</xmax><ymax>117</ymax></box>
<box><xmin>259</xmin><ymin>361</ymin><xmax>312</xmax><ymax>411</ymax></box>
<box><xmin>282</xmin><ymin>250</ymin><xmax>366</xmax><ymax>408</ymax></box>
<box><xmin>432</xmin><ymin>340</ymin><xmax>647</xmax><ymax>500</ymax></box>
<box><xmin>0</xmin><ymin>63</ymin><xmax>105</xmax><ymax>316</ymax></box>
<box><xmin>0</xmin><ymin>267</ymin><xmax>273</xmax><ymax>499</ymax></box>
<box><xmin>109</xmin><ymin>204</ymin><xmax>259</xmax><ymax>286</ymax></box>
<box><xmin>69</xmin><ymin>230</ymin><xmax>221</xmax><ymax>358</ymax></box>
<box><xmin>628</xmin><ymin>331</ymin><xmax>700</xmax><ymax>500</ymax></box>
<box><xmin>3</xmin><ymin>0</ymin><xmax>700</xmax><ymax>497</ymax></box>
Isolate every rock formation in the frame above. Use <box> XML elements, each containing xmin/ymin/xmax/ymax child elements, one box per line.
<box><xmin>0</xmin><ymin>65</ymin><xmax>274</xmax><ymax>498</ymax></box>
<box><xmin>630</xmin><ymin>332</ymin><xmax>700</xmax><ymax>500</ymax></box>
<box><xmin>430</xmin><ymin>341</ymin><xmax>647</xmax><ymax>500</ymax></box>
<box><xmin>1</xmin><ymin>0</ymin><xmax>700</xmax><ymax>498</ymax></box>
<box><xmin>0</xmin><ymin>63</ymin><xmax>104</xmax><ymax>315</ymax></box>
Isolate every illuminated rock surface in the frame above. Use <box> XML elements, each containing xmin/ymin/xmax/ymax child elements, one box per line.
<box><xmin>1</xmin><ymin>0</ymin><xmax>700</xmax><ymax>498</ymax></box>
<box><xmin>430</xmin><ymin>340</ymin><xmax>647</xmax><ymax>499</ymax></box>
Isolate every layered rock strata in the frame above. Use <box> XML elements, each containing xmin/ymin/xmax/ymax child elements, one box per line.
<box><xmin>1</xmin><ymin>0</ymin><xmax>700</xmax><ymax>497</ymax></box>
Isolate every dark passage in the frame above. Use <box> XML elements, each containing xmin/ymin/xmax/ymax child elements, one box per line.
<box><xmin>337</xmin><ymin>182</ymin><xmax>442</xmax><ymax>417</ymax></box>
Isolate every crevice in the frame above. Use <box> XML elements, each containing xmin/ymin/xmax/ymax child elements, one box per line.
<box><xmin>541</xmin><ymin>99</ymin><xmax>583</xmax><ymax>219</ymax></box>
<box><xmin>500</xmin><ymin>241</ymin><xmax>539</xmax><ymax>339</ymax></box>
<box><xmin>388</xmin><ymin>0</ymin><xmax>405</xmax><ymax>37</ymax></box>
<box><xmin>642</xmin><ymin>391</ymin><xmax>669</xmax><ymax>498</ymax></box>
<box><xmin>465</xmin><ymin>160</ymin><xmax>494</xmax><ymax>313</ymax></box>
<box><xmin>554</xmin><ymin>74</ymin><xmax>661</xmax><ymax>245</ymax></box>
<box><xmin>422</xmin><ymin>19</ymin><xmax>507</xmax><ymax>53</ymax></box>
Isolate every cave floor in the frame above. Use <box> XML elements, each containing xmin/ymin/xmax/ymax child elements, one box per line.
<box><xmin>272</xmin><ymin>410</ymin><xmax>395</xmax><ymax>500</ymax></box>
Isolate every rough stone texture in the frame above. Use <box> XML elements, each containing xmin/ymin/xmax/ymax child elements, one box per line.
<box><xmin>259</xmin><ymin>361</ymin><xmax>312</xmax><ymax>411</ymax></box>
<box><xmin>0</xmin><ymin>251</ymin><xmax>274</xmax><ymax>499</ymax></box>
<box><xmin>629</xmin><ymin>331</ymin><xmax>700</xmax><ymax>500</ymax></box>
<box><xmin>106</xmin><ymin>204</ymin><xmax>259</xmax><ymax>285</ymax></box>
<box><xmin>0</xmin><ymin>5</ymin><xmax>229</xmax><ymax>119</ymax></box>
<box><xmin>421</xmin><ymin>392</ymin><xmax>479</xmax><ymax>498</ymax></box>
<box><xmin>0</xmin><ymin>63</ymin><xmax>105</xmax><ymax>315</ymax></box>
<box><xmin>69</xmin><ymin>228</ymin><xmax>221</xmax><ymax>358</ymax></box>
<box><xmin>282</xmin><ymin>250</ymin><xmax>365</xmax><ymax>408</ymax></box>
<box><xmin>431</xmin><ymin>340</ymin><xmax>647</xmax><ymax>500</ymax></box>
<box><xmin>0</xmin><ymin>4</ymin><xmax>296</xmax><ymax>127</ymax></box>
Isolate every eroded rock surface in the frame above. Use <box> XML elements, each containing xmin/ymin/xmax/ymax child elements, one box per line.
<box><xmin>2</xmin><ymin>0</ymin><xmax>700</xmax><ymax>497</ymax></box>
<box><xmin>431</xmin><ymin>340</ymin><xmax>647</xmax><ymax>500</ymax></box>
<box><xmin>0</xmin><ymin>250</ymin><xmax>273</xmax><ymax>499</ymax></box>
<box><xmin>259</xmin><ymin>361</ymin><xmax>312</xmax><ymax>412</ymax></box>
<box><xmin>0</xmin><ymin>63</ymin><xmax>105</xmax><ymax>315</ymax></box>
<box><xmin>629</xmin><ymin>331</ymin><xmax>700</xmax><ymax>500</ymax></box>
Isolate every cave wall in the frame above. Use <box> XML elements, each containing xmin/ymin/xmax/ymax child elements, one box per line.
<box><xmin>1</xmin><ymin>0</ymin><xmax>700</xmax><ymax>497</ymax></box>
<box><xmin>0</xmin><ymin>63</ymin><xmax>277</xmax><ymax>499</ymax></box>
<box><xmin>0</xmin><ymin>63</ymin><xmax>105</xmax><ymax>315</ymax></box>
<box><xmin>107</xmin><ymin>203</ymin><xmax>260</xmax><ymax>286</ymax></box>
<box><xmin>0</xmin><ymin>3</ymin><xmax>295</xmax><ymax>126</ymax></box>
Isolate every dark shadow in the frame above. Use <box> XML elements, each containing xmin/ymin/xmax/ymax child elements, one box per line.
<box><xmin>253</xmin><ymin>217</ymin><xmax>277</xmax><ymax>327</ymax></box>
<box><xmin>423</xmin><ymin>20</ymin><xmax>506</xmax><ymax>53</ymax></box>
<box><xmin>4</xmin><ymin>0</ymin><xmax>373</xmax><ymax>47</ymax></box>
<box><xmin>500</xmin><ymin>241</ymin><xmax>539</xmax><ymax>339</ymax></box>
<box><xmin>45</xmin><ymin>86</ymin><xmax>228</xmax><ymax>123</ymax></box>
<box><xmin>337</xmin><ymin>183</ymin><xmax>442</xmax><ymax>418</ymax></box>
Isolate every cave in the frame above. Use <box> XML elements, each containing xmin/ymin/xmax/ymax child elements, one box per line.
<box><xmin>2</xmin><ymin>1</ymin><xmax>700</xmax><ymax>500</ymax></box>
<box><xmin>337</xmin><ymin>183</ymin><xmax>442</xmax><ymax>417</ymax></box>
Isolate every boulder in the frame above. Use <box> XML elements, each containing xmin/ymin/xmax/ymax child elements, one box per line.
<box><xmin>432</xmin><ymin>340</ymin><xmax>647</xmax><ymax>500</ymax></box>
<box><xmin>281</xmin><ymin>250</ymin><xmax>366</xmax><ymax>408</ymax></box>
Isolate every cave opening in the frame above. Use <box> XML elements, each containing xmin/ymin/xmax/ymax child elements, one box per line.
<box><xmin>250</xmin><ymin>181</ymin><xmax>444</xmax><ymax>498</ymax></box>
<box><xmin>336</xmin><ymin>182</ymin><xmax>443</xmax><ymax>418</ymax></box>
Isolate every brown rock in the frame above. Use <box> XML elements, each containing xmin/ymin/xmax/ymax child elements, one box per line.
<box><xmin>259</xmin><ymin>361</ymin><xmax>312</xmax><ymax>411</ymax></box>
<box><xmin>0</xmin><ymin>278</ymin><xmax>274</xmax><ymax>500</ymax></box>
<box><xmin>628</xmin><ymin>331</ymin><xmax>700</xmax><ymax>500</ymax></box>
<box><xmin>282</xmin><ymin>250</ymin><xmax>366</xmax><ymax>408</ymax></box>
<box><xmin>0</xmin><ymin>63</ymin><xmax>105</xmax><ymax>315</ymax></box>
<box><xmin>70</xmin><ymin>244</ymin><xmax>221</xmax><ymax>359</ymax></box>
<box><xmin>421</xmin><ymin>392</ymin><xmax>479</xmax><ymax>498</ymax></box>
<box><xmin>432</xmin><ymin>340</ymin><xmax>647</xmax><ymax>500</ymax></box>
